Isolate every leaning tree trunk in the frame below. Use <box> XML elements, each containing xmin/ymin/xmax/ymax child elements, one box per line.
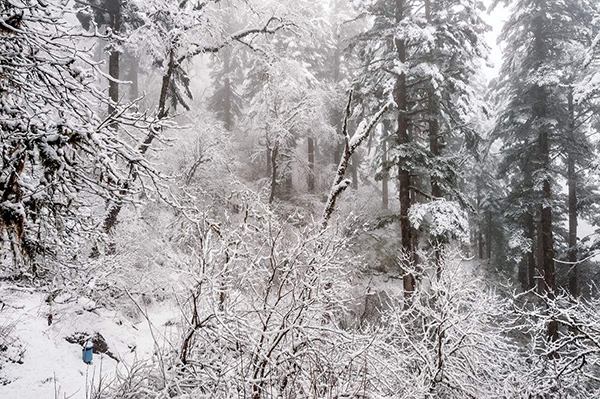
<box><xmin>321</xmin><ymin>92</ymin><xmax>391</xmax><ymax>230</ymax></box>
<box><xmin>103</xmin><ymin>48</ymin><xmax>177</xmax><ymax>233</ymax></box>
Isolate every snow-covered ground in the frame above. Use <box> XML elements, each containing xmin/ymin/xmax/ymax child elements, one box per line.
<box><xmin>0</xmin><ymin>284</ymin><xmax>178</xmax><ymax>399</ymax></box>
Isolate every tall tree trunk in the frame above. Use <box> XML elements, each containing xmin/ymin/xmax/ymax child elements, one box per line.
<box><xmin>478</xmin><ymin>228</ymin><xmax>484</xmax><ymax>260</ymax></box>
<box><xmin>331</xmin><ymin>26</ymin><xmax>342</xmax><ymax>167</ymax></box>
<box><xmin>382</xmin><ymin>133</ymin><xmax>389</xmax><ymax>210</ymax></box>
<box><xmin>107</xmin><ymin>0</ymin><xmax>121</xmax><ymax>120</ymax></box>
<box><xmin>567</xmin><ymin>89</ymin><xmax>578</xmax><ymax>297</ymax></box>
<box><xmin>530</xmin><ymin>10</ymin><xmax>557</xmax><ymax>356</ymax></box>
<box><xmin>128</xmin><ymin>54</ymin><xmax>139</xmax><ymax>101</ymax></box>
<box><xmin>334</xmin><ymin>142</ymin><xmax>343</xmax><ymax>165</ymax></box>
<box><xmin>395</xmin><ymin>0</ymin><xmax>414</xmax><ymax>307</ymax></box>
<box><xmin>539</xmin><ymin>133</ymin><xmax>555</xmax><ymax>298</ymax></box>
<box><xmin>308</xmin><ymin>136</ymin><xmax>315</xmax><ymax>193</ymax></box>
<box><xmin>103</xmin><ymin>0</ymin><xmax>122</xmax><ymax>236</ymax></box>
<box><xmin>532</xmin><ymin>11</ymin><xmax>556</xmax><ymax>301</ymax></box>
<box><xmin>524</xmin><ymin>213</ymin><xmax>536</xmax><ymax>290</ymax></box>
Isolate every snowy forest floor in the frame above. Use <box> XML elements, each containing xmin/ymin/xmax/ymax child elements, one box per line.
<box><xmin>0</xmin><ymin>257</ymin><xmax>484</xmax><ymax>399</ymax></box>
<box><xmin>0</xmin><ymin>284</ymin><xmax>178</xmax><ymax>399</ymax></box>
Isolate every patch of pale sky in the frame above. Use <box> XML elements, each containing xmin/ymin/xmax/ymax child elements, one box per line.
<box><xmin>482</xmin><ymin>0</ymin><xmax>510</xmax><ymax>81</ymax></box>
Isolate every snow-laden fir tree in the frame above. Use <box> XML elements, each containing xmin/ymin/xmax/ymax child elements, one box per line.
<box><xmin>352</xmin><ymin>0</ymin><xmax>489</xmax><ymax>298</ymax></box>
<box><xmin>492</xmin><ymin>0</ymin><xmax>600</xmax><ymax>298</ymax></box>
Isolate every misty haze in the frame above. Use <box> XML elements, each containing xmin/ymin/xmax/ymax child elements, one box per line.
<box><xmin>2</xmin><ymin>0</ymin><xmax>600</xmax><ymax>398</ymax></box>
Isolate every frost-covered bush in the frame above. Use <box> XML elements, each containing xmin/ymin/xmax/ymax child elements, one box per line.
<box><xmin>510</xmin><ymin>290</ymin><xmax>600</xmax><ymax>397</ymax></box>
<box><xmin>378</xmin><ymin>252</ymin><xmax>526</xmax><ymax>398</ymax></box>
<box><xmin>103</xmin><ymin>227</ymin><xmax>534</xmax><ymax>399</ymax></box>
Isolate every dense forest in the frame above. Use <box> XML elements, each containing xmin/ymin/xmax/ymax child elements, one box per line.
<box><xmin>2</xmin><ymin>0</ymin><xmax>600</xmax><ymax>397</ymax></box>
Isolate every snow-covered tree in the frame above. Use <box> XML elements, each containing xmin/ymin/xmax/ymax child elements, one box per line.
<box><xmin>0</xmin><ymin>0</ymin><xmax>161</xmax><ymax>273</ymax></box>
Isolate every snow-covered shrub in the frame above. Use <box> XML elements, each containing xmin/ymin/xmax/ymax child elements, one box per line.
<box><xmin>511</xmin><ymin>290</ymin><xmax>600</xmax><ymax>397</ymax></box>
<box><xmin>379</xmin><ymin>252</ymin><xmax>526</xmax><ymax>398</ymax></box>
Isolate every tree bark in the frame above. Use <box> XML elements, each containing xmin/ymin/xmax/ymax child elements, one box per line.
<box><xmin>102</xmin><ymin>0</ymin><xmax>122</xmax><ymax>236</ymax></box>
<box><xmin>425</xmin><ymin>0</ymin><xmax>443</xmax><ymax>278</ymax></box>
<box><xmin>532</xmin><ymin>9</ymin><xmax>556</xmax><ymax>300</ymax></box>
<box><xmin>476</xmin><ymin>180</ymin><xmax>483</xmax><ymax>259</ymax></box>
<box><xmin>536</xmin><ymin>78</ymin><xmax>559</xmax><ymax>346</ymax></box>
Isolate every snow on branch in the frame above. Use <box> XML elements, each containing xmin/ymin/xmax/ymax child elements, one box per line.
<box><xmin>180</xmin><ymin>16</ymin><xmax>292</xmax><ymax>65</ymax></box>
<box><xmin>321</xmin><ymin>91</ymin><xmax>394</xmax><ymax>230</ymax></box>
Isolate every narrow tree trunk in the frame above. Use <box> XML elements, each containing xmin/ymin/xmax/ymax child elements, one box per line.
<box><xmin>476</xmin><ymin>181</ymin><xmax>483</xmax><ymax>259</ymax></box>
<box><xmin>308</xmin><ymin>136</ymin><xmax>315</xmax><ymax>193</ymax></box>
<box><xmin>486</xmin><ymin>211</ymin><xmax>492</xmax><ymax>260</ymax></box>
<box><xmin>334</xmin><ymin>141</ymin><xmax>343</xmax><ymax>165</ymax></box>
<box><xmin>266</xmin><ymin>145</ymin><xmax>272</xmax><ymax>177</ymax></box>
<box><xmin>382</xmin><ymin>135</ymin><xmax>389</xmax><ymax>210</ymax></box>
<box><xmin>536</xmin><ymin>218</ymin><xmax>545</xmax><ymax>293</ymax></box>
<box><xmin>350</xmin><ymin>157</ymin><xmax>358</xmax><ymax>190</ymax></box>
<box><xmin>567</xmin><ymin>89</ymin><xmax>578</xmax><ymax>297</ymax></box>
<box><xmin>478</xmin><ymin>229</ymin><xmax>484</xmax><ymax>260</ymax></box>
<box><xmin>107</xmin><ymin>0</ymin><xmax>121</xmax><ymax>120</ymax></box>
<box><xmin>520</xmin><ymin>213</ymin><xmax>535</xmax><ymax>290</ymax></box>
<box><xmin>269</xmin><ymin>143</ymin><xmax>278</xmax><ymax>205</ymax></box>
<box><xmin>539</xmin><ymin>148</ymin><xmax>555</xmax><ymax>297</ymax></box>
